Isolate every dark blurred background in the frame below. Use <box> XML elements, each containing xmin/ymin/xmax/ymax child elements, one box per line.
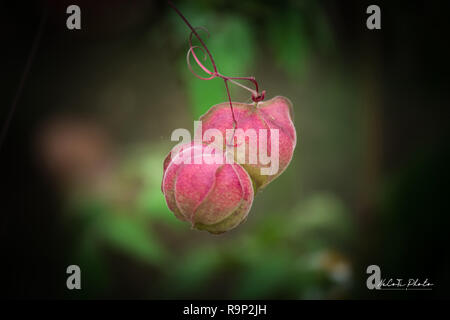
<box><xmin>1</xmin><ymin>0</ymin><xmax>449</xmax><ymax>299</ymax></box>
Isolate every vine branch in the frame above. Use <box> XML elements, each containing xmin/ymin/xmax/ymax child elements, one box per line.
<box><xmin>168</xmin><ymin>0</ymin><xmax>266</xmax><ymax>126</ymax></box>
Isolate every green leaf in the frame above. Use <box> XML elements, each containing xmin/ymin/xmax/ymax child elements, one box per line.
<box><xmin>235</xmin><ymin>249</ymin><xmax>292</xmax><ymax>299</ymax></box>
<box><xmin>166</xmin><ymin>247</ymin><xmax>222</xmax><ymax>296</ymax></box>
<box><xmin>100</xmin><ymin>214</ymin><xmax>167</xmax><ymax>265</ymax></box>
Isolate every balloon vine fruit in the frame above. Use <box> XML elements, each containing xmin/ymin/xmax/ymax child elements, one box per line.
<box><xmin>200</xmin><ymin>96</ymin><xmax>296</xmax><ymax>191</ymax></box>
<box><xmin>162</xmin><ymin>143</ymin><xmax>254</xmax><ymax>234</ymax></box>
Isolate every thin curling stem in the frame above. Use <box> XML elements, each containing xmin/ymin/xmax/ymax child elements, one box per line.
<box><xmin>168</xmin><ymin>0</ymin><xmax>266</xmax><ymax>125</ymax></box>
<box><xmin>168</xmin><ymin>1</ymin><xmax>218</xmax><ymax>73</ymax></box>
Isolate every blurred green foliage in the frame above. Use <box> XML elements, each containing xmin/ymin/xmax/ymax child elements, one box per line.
<box><xmin>267</xmin><ymin>10</ymin><xmax>311</xmax><ymax>78</ymax></box>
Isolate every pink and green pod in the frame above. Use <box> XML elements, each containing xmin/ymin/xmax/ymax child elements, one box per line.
<box><xmin>200</xmin><ymin>96</ymin><xmax>296</xmax><ymax>191</ymax></box>
<box><xmin>161</xmin><ymin>143</ymin><xmax>254</xmax><ymax>234</ymax></box>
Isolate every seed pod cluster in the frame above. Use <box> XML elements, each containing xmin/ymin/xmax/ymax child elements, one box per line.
<box><xmin>162</xmin><ymin>96</ymin><xmax>296</xmax><ymax>234</ymax></box>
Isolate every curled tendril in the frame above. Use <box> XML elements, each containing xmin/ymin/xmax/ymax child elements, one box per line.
<box><xmin>168</xmin><ymin>0</ymin><xmax>265</xmax><ymax>126</ymax></box>
<box><xmin>186</xmin><ymin>29</ymin><xmax>265</xmax><ymax>102</ymax></box>
<box><xmin>187</xmin><ymin>46</ymin><xmax>215</xmax><ymax>80</ymax></box>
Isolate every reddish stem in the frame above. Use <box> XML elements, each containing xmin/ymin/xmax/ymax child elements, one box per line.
<box><xmin>223</xmin><ymin>79</ymin><xmax>237</xmax><ymax>125</ymax></box>
<box><xmin>167</xmin><ymin>0</ymin><xmax>265</xmax><ymax>125</ymax></box>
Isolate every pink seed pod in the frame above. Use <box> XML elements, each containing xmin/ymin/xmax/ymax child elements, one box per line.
<box><xmin>161</xmin><ymin>143</ymin><xmax>254</xmax><ymax>234</ymax></box>
<box><xmin>200</xmin><ymin>96</ymin><xmax>296</xmax><ymax>191</ymax></box>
